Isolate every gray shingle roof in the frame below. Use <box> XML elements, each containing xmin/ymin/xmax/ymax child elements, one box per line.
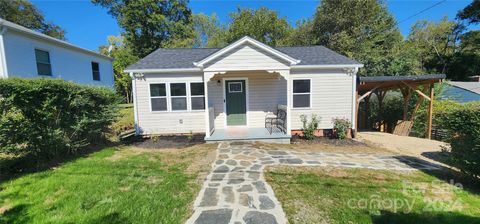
<box><xmin>358</xmin><ymin>74</ymin><xmax>446</xmax><ymax>83</ymax></box>
<box><xmin>126</xmin><ymin>45</ymin><xmax>361</xmax><ymax>70</ymax></box>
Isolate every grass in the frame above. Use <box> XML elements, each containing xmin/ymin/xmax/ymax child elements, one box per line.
<box><xmin>0</xmin><ymin>144</ymin><xmax>216</xmax><ymax>224</ymax></box>
<box><xmin>266</xmin><ymin>167</ymin><xmax>480</xmax><ymax>224</ymax></box>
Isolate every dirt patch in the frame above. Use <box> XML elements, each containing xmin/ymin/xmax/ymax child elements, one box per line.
<box><xmin>0</xmin><ymin>204</ymin><xmax>12</xmax><ymax>215</ymax></box>
<box><xmin>291</xmin><ymin>200</ymin><xmax>330</xmax><ymax>224</ymax></box>
<box><xmin>357</xmin><ymin>132</ymin><xmax>451</xmax><ymax>167</ymax></box>
<box><xmin>253</xmin><ymin>139</ymin><xmax>395</xmax><ymax>155</ymax></box>
<box><xmin>292</xmin><ymin>136</ymin><xmax>368</xmax><ymax>147</ymax></box>
<box><xmin>133</xmin><ymin>135</ymin><xmax>205</xmax><ymax>149</ymax></box>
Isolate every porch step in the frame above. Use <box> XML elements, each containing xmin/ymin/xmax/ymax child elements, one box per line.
<box><xmin>205</xmin><ymin>127</ymin><xmax>291</xmax><ymax>144</ymax></box>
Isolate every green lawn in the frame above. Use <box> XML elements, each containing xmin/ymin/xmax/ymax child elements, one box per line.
<box><xmin>266</xmin><ymin>167</ymin><xmax>480</xmax><ymax>224</ymax></box>
<box><xmin>0</xmin><ymin>144</ymin><xmax>215</xmax><ymax>224</ymax></box>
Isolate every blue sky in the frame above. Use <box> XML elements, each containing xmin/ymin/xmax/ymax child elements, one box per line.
<box><xmin>31</xmin><ymin>0</ymin><xmax>477</xmax><ymax>51</ymax></box>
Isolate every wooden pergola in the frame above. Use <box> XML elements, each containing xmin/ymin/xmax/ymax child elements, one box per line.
<box><xmin>356</xmin><ymin>74</ymin><xmax>446</xmax><ymax>139</ymax></box>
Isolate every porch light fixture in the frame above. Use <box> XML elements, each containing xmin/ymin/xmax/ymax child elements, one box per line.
<box><xmin>217</xmin><ymin>80</ymin><xmax>221</xmax><ymax>86</ymax></box>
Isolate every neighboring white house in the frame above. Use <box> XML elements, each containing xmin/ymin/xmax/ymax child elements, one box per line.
<box><xmin>125</xmin><ymin>36</ymin><xmax>363</xmax><ymax>142</ymax></box>
<box><xmin>0</xmin><ymin>18</ymin><xmax>114</xmax><ymax>87</ymax></box>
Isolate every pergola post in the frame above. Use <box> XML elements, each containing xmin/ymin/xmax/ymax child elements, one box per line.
<box><xmin>426</xmin><ymin>84</ymin><xmax>434</xmax><ymax>139</ymax></box>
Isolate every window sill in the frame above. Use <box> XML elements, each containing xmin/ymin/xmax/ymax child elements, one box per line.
<box><xmin>150</xmin><ymin>110</ymin><xmax>205</xmax><ymax>114</ymax></box>
<box><xmin>292</xmin><ymin>107</ymin><xmax>312</xmax><ymax>110</ymax></box>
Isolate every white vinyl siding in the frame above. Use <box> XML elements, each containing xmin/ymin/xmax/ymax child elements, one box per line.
<box><xmin>203</xmin><ymin>43</ymin><xmax>290</xmax><ymax>72</ymax></box>
<box><xmin>135</xmin><ymin>73</ymin><xmax>206</xmax><ymax>134</ymax></box>
<box><xmin>289</xmin><ymin>69</ymin><xmax>354</xmax><ymax>130</ymax></box>
<box><xmin>3</xmin><ymin>30</ymin><xmax>114</xmax><ymax>87</ymax></box>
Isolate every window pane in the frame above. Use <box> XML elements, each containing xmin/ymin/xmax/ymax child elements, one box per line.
<box><xmin>150</xmin><ymin>84</ymin><xmax>166</xmax><ymax>97</ymax></box>
<box><xmin>293</xmin><ymin>80</ymin><xmax>310</xmax><ymax>93</ymax></box>
<box><xmin>91</xmin><ymin>62</ymin><xmax>99</xmax><ymax>72</ymax></box>
<box><xmin>170</xmin><ymin>83</ymin><xmax>186</xmax><ymax>96</ymax></box>
<box><xmin>190</xmin><ymin>83</ymin><xmax>204</xmax><ymax>96</ymax></box>
<box><xmin>35</xmin><ymin>49</ymin><xmax>50</xmax><ymax>63</ymax></box>
<box><xmin>37</xmin><ymin>63</ymin><xmax>52</xmax><ymax>76</ymax></box>
<box><xmin>172</xmin><ymin>97</ymin><xmax>187</xmax><ymax>110</ymax></box>
<box><xmin>293</xmin><ymin>94</ymin><xmax>310</xmax><ymax>108</ymax></box>
<box><xmin>229</xmin><ymin>82</ymin><xmax>242</xmax><ymax>92</ymax></box>
<box><xmin>151</xmin><ymin>98</ymin><xmax>167</xmax><ymax>111</ymax></box>
<box><xmin>191</xmin><ymin>97</ymin><xmax>205</xmax><ymax>110</ymax></box>
<box><xmin>93</xmin><ymin>71</ymin><xmax>100</xmax><ymax>81</ymax></box>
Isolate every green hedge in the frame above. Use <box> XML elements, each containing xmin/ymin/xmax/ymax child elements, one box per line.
<box><xmin>0</xmin><ymin>78</ymin><xmax>119</xmax><ymax>160</ymax></box>
<box><xmin>441</xmin><ymin>102</ymin><xmax>480</xmax><ymax>178</ymax></box>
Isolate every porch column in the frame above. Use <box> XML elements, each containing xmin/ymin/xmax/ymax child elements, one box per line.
<box><xmin>203</xmin><ymin>72</ymin><xmax>215</xmax><ymax>137</ymax></box>
<box><xmin>276</xmin><ymin>70</ymin><xmax>292</xmax><ymax>135</ymax></box>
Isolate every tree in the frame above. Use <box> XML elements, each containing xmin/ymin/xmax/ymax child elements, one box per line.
<box><xmin>224</xmin><ymin>7</ymin><xmax>292</xmax><ymax>46</ymax></box>
<box><xmin>457</xmin><ymin>0</ymin><xmax>480</xmax><ymax>24</ymax></box>
<box><xmin>193</xmin><ymin>13</ymin><xmax>226</xmax><ymax>48</ymax></box>
<box><xmin>311</xmin><ymin>0</ymin><xmax>409</xmax><ymax>76</ymax></box>
<box><xmin>0</xmin><ymin>0</ymin><xmax>65</xmax><ymax>39</ymax></box>
<box><xmin>99</xmin><ymin>36</ymin><xmax>138</xmax><ymax>103</ymax></box>
<box><xmin>281</xmin><ymin>19</ymin><xmax>317</xmax><ymax>46</ymax></box>
<box><xmin>92</xmin><ymin>0</ymin><xmax>195</xmax><ymax>57</ymax></box>
<box><xmin>407</xmin><ymin>17</ymin><xmax>458</xmax><ymax>75</ymax></box>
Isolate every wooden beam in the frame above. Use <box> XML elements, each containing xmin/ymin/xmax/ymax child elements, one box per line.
<box><xmin>401</xmin><ymin>81</ymin><xmax>431</xmax><ymax>101</ymax></box>
<box><xmin>426</xmin><ymin>84</ymin><xmax>434</xmax><ymax>139</ymax></box>
<box><xmin>355</xmin><ymin>92</ymin><xmax>359</xmax><ymax>131</ymax></box>
<box><xmin>357</xmin><ymin>82</ymin><xmax>385</xmax><ymax>102</ymax></box>
<box><xmin>400</xmin><ymin>88</ymin><xmax>412</xmax><ymax>120</ymax></box>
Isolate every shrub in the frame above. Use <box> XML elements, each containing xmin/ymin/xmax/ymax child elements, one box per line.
<box><xmin>300</xmin><ymin>114</ymin><xmax>319</xmax><ymax>140</ymax></box>
<box><xmin>441</xmin><ymin>102</ymin><xmax>480</xmax><ymax>178</ymax></box>
<box><xmin>332</xmin><ymin>118</ymin><xmax>351</xmax><ymax>139</ymax></box>
<box><xmin>0</xmin><ymin>78</ymin><xmax>119</xmax><ymax>160</ymax></box>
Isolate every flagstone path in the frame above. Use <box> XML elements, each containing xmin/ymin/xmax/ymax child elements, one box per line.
<box><xmin>186</xmin><ymin>142</ymin><xmax>441</xmax><ymax>224</ymax></box>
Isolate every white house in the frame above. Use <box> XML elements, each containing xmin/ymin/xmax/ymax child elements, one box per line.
<box><xmin>125</xmin><ymin>36</ymin><xmax>363</xmax><ymax>142</ymax></box>
<box><xmin>0</xmin><ymin>18</ymin><xmax>114</xmax><ymax>87</ymax></box>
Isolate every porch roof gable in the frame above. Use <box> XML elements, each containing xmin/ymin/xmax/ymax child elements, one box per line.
<box><xmin>193</xmin><ymin>36</ymin><xmax>301</xmax><ymax>68</ymax></box>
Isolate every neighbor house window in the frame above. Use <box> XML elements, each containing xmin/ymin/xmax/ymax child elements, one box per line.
<box><xmin>293</xmin><ymin>79</ymin><xmax>311</xmax><ymax>108</ymax></box>
<box><xmin>170</xmin><ymin>83</ymin><xmax>187</xmax><ymax>111</ymax></box>
<box><xmin>150</xmin><ymin>84</ymin><xmax>167</xmax><ymax>111</ymax></box>
<box><xmin>190</xmin><ymin>82</ymin><xmax>205</xmax><ymax>110</ymax></box>
<box><xmin>35</xmin><ymin>49</ymin><xmax>52</xmax><ymax>76</ymax></box>
<box><xmin>91</xmin><ymin>62</ymin><xmax>100</xmax><ymax>81</ymax></box>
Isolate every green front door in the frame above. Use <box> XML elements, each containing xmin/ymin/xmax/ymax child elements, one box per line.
<box><xmin>225</xmin><ymin>80</ymin><xmax>247</xmax><ymax>126</ymax></box>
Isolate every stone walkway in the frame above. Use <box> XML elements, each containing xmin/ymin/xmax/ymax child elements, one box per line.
<box><xmin>186</xmin><ymin>142</ymin><xmax>441</xmax><ymax>224</ymax></box>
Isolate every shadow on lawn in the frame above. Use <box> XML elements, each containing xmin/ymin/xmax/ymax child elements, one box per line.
<box><xmin>0</xmin><ymin>141</ymin><xmax>121</xmax><ymax>185</ymax></box>
<box><xmin>371</xmin><ymin>210</ymin><xmax>480</xmax><ymax>224</ymax></box>
<box><xmin>1</xmin><ymin>204</ymin><xmax>131</xmax><ymax>224</ymax></box>
<box><xmin>392</xmin><ymin>155</ymin><xmax>480</xmax><ymax>195</ymax></box>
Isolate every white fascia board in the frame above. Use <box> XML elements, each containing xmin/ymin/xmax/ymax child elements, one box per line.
<box><xmin>291</xmin><ymin>64</ymin><xmax>364</xmax><ymax>69</ymax></box>
<box><xmin>124</xmin><ymin>68</ymin><xmax>201</xmax><ymax>73</ymax></box>
<box><xmin>0</xmin><ymin>18</ymin><xmax>113</xmax><ymax>61</ymax></box>
<box><xmin>193</xmin><ymin>36</ymin><xmax>300</xmax><ymax>67</ymax></box>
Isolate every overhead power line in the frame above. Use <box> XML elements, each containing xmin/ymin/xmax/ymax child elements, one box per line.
<box><xmin>398</xmin><ymin>0</ymin><xmax>447</xmax><ymax>24</ymax></box>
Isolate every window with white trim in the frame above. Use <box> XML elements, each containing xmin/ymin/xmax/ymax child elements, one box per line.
<box><xmin>293</xmin><ymin>79</ymin><xmax>311</xmax><ymax>108</ymax></box>
<box><xmin>170</xmin><ymin>83</ymin><xmax>187</xmax><ymax>111</ymax></box>
<box><xmin>190</xmin><ymin>82</ymin><xmax>205</xmax><ymax>110</ymax></box>
<box><xmin>35</xmin><ymin>49</ymin><xmax>52</xmax><ymax>76</ymax></box>
<box><xmin>228</xmin><ymin>82</ymin><xmax>242</xmax><ymax>93</ymax></box>
<box><xmin>91</xmin><ymin>62</ymin><xmax>100</xmax><ymax>81</ymax></box>
<box><xmin>150</xmin><ymin>84</ymin><xmax>167</xmax><ymax>111</ymax></box>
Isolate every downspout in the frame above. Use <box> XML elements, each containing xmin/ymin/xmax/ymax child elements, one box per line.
<box><xmin>0</xmin><ymin>23</ymin><xmax>8</xmax><ymax>78</ymax></box>
<box><xmin>130</xmin><ymin>72</ymin><xmax>140</xmax><ymax>135</ymax></box>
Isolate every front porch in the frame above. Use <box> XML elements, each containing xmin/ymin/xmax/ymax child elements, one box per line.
<box><xmin>202</xmin><ymin>70</ymin><xmax>293</xmax><ymax>143</ymax></box>
<box><xmin>205</xmin><ymin>127</ymin><xmax>291</xmax><ymax>144</ymax></box>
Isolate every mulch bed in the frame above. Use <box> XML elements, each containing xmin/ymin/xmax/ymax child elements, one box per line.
<box><xmin>291</xmin><ymin>135</ymin><xmax>368</xmax><ymax>147</ymax></box>
<box><xmin>133</xmin><ymin>134</ymin><xmax>205</xmax><ymax>149</ymax></box>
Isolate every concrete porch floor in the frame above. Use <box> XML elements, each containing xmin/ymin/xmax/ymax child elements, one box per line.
<box><xmin>205</xmin><ymin>127</ymin><xmax>291</xmax><ymax>143</ymax></box>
